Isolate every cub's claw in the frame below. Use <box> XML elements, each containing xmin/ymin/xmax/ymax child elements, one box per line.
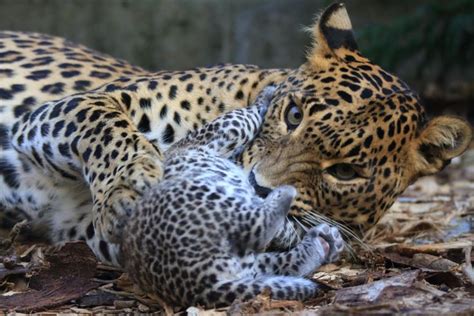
<box><xmin>254</xmin><ymin>85</ymin><xmax>276</xmax><ymax>118</ymax></box>
<box><xmin>306</xmin><ymin>223</ymin><xmax>344</xmax><ymax>263</ymax></box>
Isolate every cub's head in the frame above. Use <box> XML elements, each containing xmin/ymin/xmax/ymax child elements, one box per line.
<box><xmin>242</xmin><ymin>3</ymin><xmax>472</xmax><ymax>243</ymax></box>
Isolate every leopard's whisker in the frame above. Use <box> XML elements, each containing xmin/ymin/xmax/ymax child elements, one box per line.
<box><xmin>300</xmin><ymin>211</ymin><xmax>370</xmax><ymax>253</ymax></box>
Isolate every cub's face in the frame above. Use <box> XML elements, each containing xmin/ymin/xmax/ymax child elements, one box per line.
<box><xmin>241</xmin><ymin>3</ymin><xmax>472</xmax><ymax>242</ymax></box>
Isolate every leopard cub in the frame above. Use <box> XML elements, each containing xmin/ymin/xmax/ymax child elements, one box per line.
<box><xmin>120</xmin><ymin>87</ymin><xmax>344</xmax><ymax>307</ymax></box>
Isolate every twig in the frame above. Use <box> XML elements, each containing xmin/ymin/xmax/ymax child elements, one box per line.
<box><xmin>461</xmin><ymin>246</ymin><xmax>474</xmax><ymax>284</ymax></box>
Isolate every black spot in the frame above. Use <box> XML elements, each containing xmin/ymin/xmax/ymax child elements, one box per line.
<box><xmin>89</xmin><ymin>110</ymin><xmax>104</xmax><ymax>122</ymax></box>
<box><xmin>159</xmin><ymin>105</ymin><xmax>168</xmax><ymax>119</ymax></box>
<box><xmin>181</xmin><ymin>100</ymin><xmax>191</xmax><ymax>111</ymax></box>
<box><xmin>340</xmin><ymin>80</ymin><xmax>360</xmax><ymax>91</ymax></box>
<box><xmin>21</xmin><ymin>56</ymin><xmax>53</xmax><ymax>68</ymax></box>
<box><xmin>10</xmin><ymin>84</ymin><xmax>25</xmax><ymax>94</ymax></box>
<box><xmin>321</xmin><ymin>112</ymin><xmax>333</xmax><ymax>120</ymax></box>
<box><xmin>162</xmin><ymin>124</ymin><xmax>175</xmax><ymax>144</ymax></box>
<box><xmin>347</xmin><ymin>144</ymin><xmax>361</xmax><ymax>157</ymax></box>
<box><xmin>363</xmin><ymin>135</ymin><xmax>373</xmax><ymax>148</ymax></box>
<box><xmin>49</xmin><ymin>101</ymin><xmax>65</xmax><ymax>119</ymax></box>
<box><xmin>42</xmin><ymin>143</ymin><xmax>53</xmax><ymax>157</ymax></box>
<box><xmin>235</xmin><ymin>90</ymin><xmax>244</xmax><ymax>100</ymax></box>
<box><xmin>225</xmin><ymin>292</ymin><xmax>237</xmax><ymax>303</ymax></box>
<box><xmin>29</xmin><ymin>103</ymin><xmax>48</xmax><ymax>122</ymax></box>
<box><xmin>52</xmin><ymin>121</ymin><xmax>65</xmax><ymax>137</ymax></box>
<box><xmin>179</xmin><ymin>73</ymin><xmax>192</xmax><ymax>81</ymax></box>
<box><xmin>63</xmin><ymin>97</ymin><xmax>83</xmax><ymax>114</ymax></box>
<box><xmin>326</xmin><ymin>98</ymin><xmax>340</xmax><ymax>106</ymax></box>
<box><xmin>139</xmin><ymin>98</ymin><xmax>151</xmax><ymax>109</ymax></box>
<box><xmin>206</xmin><ymin>291</ymin><xmax>221</xmax><ymax>302</ymax></box>
<box><xmin>309</xmin><ymin>103</ymin><xmax>328</xmax><ymax>115</ymax></box>
<box><xmin>173</xmin><ymin>112</ymin><xmax>181</xmax><ymax>125</ymax></box>
<box><xmin>360</xmin><ymin>88</ymin><xmax>373</xmax><ymax>99</ymax></box>
<box><xmin>61</xmin><ymin>70</ymin><xmax>80</xmax><ymax>78</ymax></box>
<box><xmin>186</xmin><ymin>83</ymin><xmax>194</xmax><ymax>92</ymax></box>
<box><xmin>14</xmin><ymin>105</ymin><xmax>30</xmax><ymax>118</ymax></box>
<box><xmin>169</xmin><ymin>85</ymin><xmax>177</xmax><ymax>100</ymax></box>
<box><xmin>337</xmin><ymin>90</ymin><xmax>352</xmax><ymax>103</ymax></box>
<box><xmin>0</xmin><ymin>68</ymin><xmax>14</xmax><ymax>77</ymax></box>
<box><xmin>321</xmin><ymin>77</ymin><xmax>336</xmax><ymax>83</ymax></box>
<box><xmin>99</xmin><ymin>240</ymin><xmax>111</xmax><ymax>262</ymax></box>
<box><xmin>0</xmin><ymin>124</ymin><xmax>10</xmax><ymax>149</ymax></box>
<box><xmin>121</xmin><ymin>92</ymin><xmax>131</xmax><ymax>109</ymax></box>
<box><xmin>25</xmin><ymin>69</ymin><xmax>51</xmax><ymax>81</ymax></box>
<box><xmin>388</xmin><ymin>122</ymin><xmax>395</xmax><ymax>137</ymax></box>
<box><xmin>376</xmin><ymin>127</ymin><xmax>385</xmax><ymax>139</ymax></box>
<box><xmin>68</xmin><ymin>227</ymin><xmax>77</xmax><ymax>239</ymax></box>
<box><xmin>82</xmin><ymin>148</ymin><xmax>92</xmax><ymax>162</ymax></box>
<box><xmin>58</xmin><ymin>62</ymin><xmax>82</xmax><ymax>69</ymax></box>
<box><xmin>90</xmin><ymin>71</ymin><xmax>111</xmax><ymax>79</ymax></box>
<box><xmin>0</xmin><ymin>88</ymin><xmax>13</xmax><ymax>100</ymax></box>
<box><xmin>218</xmin><ymin>102</ymin><xmax>225</xmax><ymax>112</ymax></box>
<box><xmin>0</xmin><ymin>158</ymin><xmax>19</xmax><ymax>188</ymax></box>
<box><xmin>344</xmin><ymin>55</ymin><xmax>356</xmax><ymax>62</ymax></box>
<box><xmin>114</xmin><ymin>120</ymin><xmax>128</xmax><ymax>128</ymax></box>
<box><xmin>58</xmin><ymin>143</ymin><xmax>71</xmax><ymax>158</ymax></box>
<box><xmin>65</xmin><ymin>122</ymin><xmax>78</xmax><ymax>137</ymax></box>
<box><xmin>387</xmin><ymin>140</ymin><xmax>396</xmax><ymax>152</ymax></box>
<box><xmin>148</xmin><ymin>80</ymin><xmax>158</xmax><ymax>90</ymax></box>
<box><xmin>137</xmin><ymin>114</ymin><xmax>151</xmax><ymax>133</ymax></box>
<box><xmin>27</xmin><ymin>127</ymin><xmax>36</xmax><ymax>140</ymax></box>
<box><xmin>41</xmin><ymin>82</ymin><xmax>65</xmax><ymax>95</ymax></box>
<box><xmin>76</xmin><ymin>108</ymin><xmax>90</xmax><ymax>123</ymax></box>
<box><xmin>94</xmin><ymin>144</ymin><xmax>103</xmax><ymax>159</ymax></box>
<box><xmin>73</xmin><ymin>80</ymin><xmax>91</xmax><ymax>91</ymax></box>
<box><xmin>86</xmin><ymin>222</ymin><xmax>95</xmax><ymax>239</ymax></box>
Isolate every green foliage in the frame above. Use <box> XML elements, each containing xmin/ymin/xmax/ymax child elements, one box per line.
<box><xmin>357</xmin><ymin>0</ymin><xmax>474</xmax><ymax>83</ymax></box>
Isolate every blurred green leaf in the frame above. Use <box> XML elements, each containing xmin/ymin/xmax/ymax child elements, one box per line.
<box><xmin>357</xmin><ymin>0</ymin><xmax>473</xmax><ymax>84</ymax></box>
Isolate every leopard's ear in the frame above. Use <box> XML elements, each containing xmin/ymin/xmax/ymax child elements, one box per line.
<box><xmin>307</xmin><ymin>3</ymin><xmax>358</xmax><ymax>65</ymax></box>
<box><xmin>411</xmin><ymin>116</ymin><xmax>472</xmax><ymax>176</ymax></box>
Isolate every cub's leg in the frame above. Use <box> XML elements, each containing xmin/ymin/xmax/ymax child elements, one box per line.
<box><xmin>11</xmin><ymin>94</ymin><xmax>163</xmax><ymax>244</ymax></box>
<box><xmin>199</xmin><ymin>275</ymin><xmax>318</xmax><ymax>307</ymax></box>
<box><xmin>169</xmin><ymin>86</ymin><xmax>275</xmax><ymax>158</ymax></box>
<box><xmin>252</xmin><ymin>224</ymin><xmax>345</xmax><ymax>277</ymax></box>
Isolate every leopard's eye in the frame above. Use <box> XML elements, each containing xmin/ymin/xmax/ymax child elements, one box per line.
<box><xmin>284</xmin><ymin>100</ymin><xmax>303</xmax><ymax>130</ymax></box>
<box><xmin>326</xmin><ymin>163</ymin><xmax>359</xmax><ymax>181</ymax></box>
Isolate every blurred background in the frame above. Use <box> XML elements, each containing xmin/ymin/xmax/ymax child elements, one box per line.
<box><xmin>0</xmin><ymin>0</ymin><xmax>473</xmax><ymax>121</ymax></box>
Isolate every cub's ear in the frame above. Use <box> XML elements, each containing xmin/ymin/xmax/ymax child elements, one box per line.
<box><xmin>411</xmin><ymin>116</ymin><xmax>472</xmax><ymax>176</ymax></box>
<box><xmin>307</xmin><ymin>2</ymin><xmax>359</xmax><ymax>64</ymax></box>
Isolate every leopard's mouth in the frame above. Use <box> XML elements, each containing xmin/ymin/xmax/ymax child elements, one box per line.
<box><xmin>248</xmin><ymin>170</ymin><xmax>272</xmax><ymax>198</ymax></box>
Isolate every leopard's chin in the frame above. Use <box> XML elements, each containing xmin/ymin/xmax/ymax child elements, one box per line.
<box><xmin>248</xmin><ymin>170</ymin><xmax>272</xmax><ymax>198</ymax></box>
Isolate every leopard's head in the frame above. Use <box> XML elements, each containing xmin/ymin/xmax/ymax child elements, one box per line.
<box><xmin>242</xmin><ymin>3</ymin><xmax>472</xmax><ymax>244</ymax></box>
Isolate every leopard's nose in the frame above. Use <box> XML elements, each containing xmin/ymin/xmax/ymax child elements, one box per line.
<box><xmin>249</xmin><ymin>169</ymin><xmax>272</xmax><ymax>198</ymax></box>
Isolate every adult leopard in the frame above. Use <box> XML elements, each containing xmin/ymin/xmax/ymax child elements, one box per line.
<box><xmin>0</xmin><ymin>3</ymin><xmax>471</xmax><ymax>265</ymax></box>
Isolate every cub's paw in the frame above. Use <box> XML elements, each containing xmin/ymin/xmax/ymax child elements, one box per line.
<box><xmin>306</xmin><ymin>223</ymin><xmax>344</xmax><ymax>263</ymax></box>
<box><xmin>254</xmin><ymin>85</ymin><xmax>276</xmax><ymax>118</ymax></box>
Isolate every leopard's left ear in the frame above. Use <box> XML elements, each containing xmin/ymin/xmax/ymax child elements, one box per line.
<box><xmin>411</xmin><ymin>116</ymin><xmax>472</xmax><ymax>176</ymax></box>
<box><xmin>307</xmin><ymin>3</ymin><xmax>359</xmax><ymax>64</ymax></box>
